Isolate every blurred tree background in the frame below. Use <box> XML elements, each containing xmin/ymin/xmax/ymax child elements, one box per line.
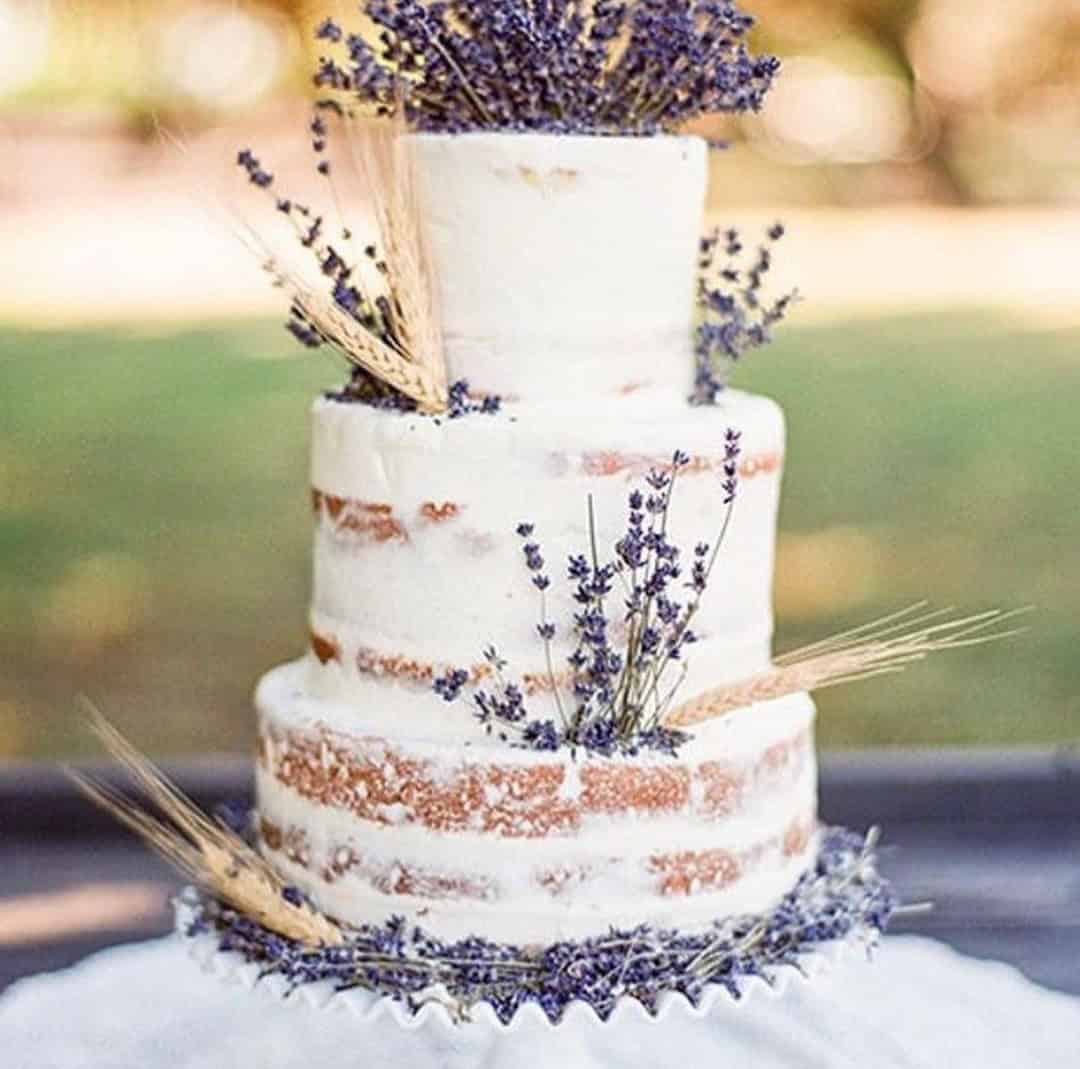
<box><xmin>2</xmin><ymin>0</ymin><xmax>1079</xmax><ymax>758</ymax></box>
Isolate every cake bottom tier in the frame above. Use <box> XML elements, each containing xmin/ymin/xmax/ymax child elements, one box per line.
<box><xmin>255</xmin><ymin>660</ymin><xmax>819</xmax><ymax>942</ymax></box>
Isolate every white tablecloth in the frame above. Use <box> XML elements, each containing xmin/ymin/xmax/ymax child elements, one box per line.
<box><xmin>2</xmin><ymin>934</ymin><xmax>1077</xmax><ymax>1068</ymax></box>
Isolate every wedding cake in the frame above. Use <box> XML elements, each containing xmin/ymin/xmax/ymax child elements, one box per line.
<box><xmin>134</xmin><ymin>0</ymin><xmax>989</xmax><ymax>1029</ymax></box>
<box><xmin>253</xmin><ymin>132</ymin><xmax>820</xmax><ymax>945</ymax></box>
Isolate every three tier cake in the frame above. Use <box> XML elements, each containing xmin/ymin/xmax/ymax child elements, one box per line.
<box><xmin>255</xmin><ymin>134</ymin><xmax>820</xmax><ymax>945</ymax></box>
<box><xmin>156</xmin><ymin>0</ymin><xmax>920</xmax><ymax>1028</ymax></box>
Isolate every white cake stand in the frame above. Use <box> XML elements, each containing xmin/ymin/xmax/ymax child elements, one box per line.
<box><xmin>2</xmin><ymin>932</ymin><xmax>1077</xmax><ymax>1069</ymax></box>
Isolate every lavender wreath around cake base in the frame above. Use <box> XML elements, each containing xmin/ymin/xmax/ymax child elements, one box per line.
<box><xmin>178</xmin><ymin>826</ymin><xmax>895</xmax><ymax>1025</ymax></box>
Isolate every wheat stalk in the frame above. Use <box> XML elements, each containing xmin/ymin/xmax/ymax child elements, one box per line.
<box><xmin>288</xmin><ymin>113</ymin><xmax>448</xmax><ymax>413</ymax></box>
<box><xmin>288</xmin><ymin>277</ymin><xmax>447</xmax><ymax>412</ymax></box>
<box><xmin>65</xmin><ymin>703</ymin><xmax>343</xmax><ymax>948</ymax></box>
<box><xmin>154</xmin><ymin>120</ymin><xmax>447</xmax><ymax>413</ymax></box>
<box><xmin>663</xmin><ymin>606</ymin><xmax>1029</xmax><ymax>729</ymax></box>
<box><xmin>222</xmin><ymin>111</ymin><xmax>447</xmax><ymax>414</ymax></box>
<box><xmin>347</xmin><ymin>117</ymin><xmax>448</xmax><ymax>401</ymax></box>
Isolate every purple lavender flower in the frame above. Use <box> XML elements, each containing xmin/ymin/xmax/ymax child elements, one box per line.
<box><xmin>522</xmin><ymin>543</ymin><xmax>544</xmax><ymax>571</ymax></box>
<box><xmin>285</xmin><ymin>316</ymin><xmax>323</xmax><ymax>349</ymax></box>
<box><xmin>433</xmin><ymin>667</ymin><xmax>469</xmax><ymax>702</ymax></box>
<box><xmin>692</xmin><ymin>224</ymin><xmax>799</xmax><ymax>404</ymax></box>
<box><xmin>315</xmin><ymin>16</ymin><xmax>343</xmax><ymax>42</ymax></box>
<box><xmin>236</xmin><ymin>148</ymin><xmax>273</xmax><ymax>188</ymax></box>
<box><xmin>522</xmin><ymin>719</ymin><xmax>560</xmax><ymax>751</ymax></box>
<box><xmin>311</xmin><ymin>0</ymin><xmax>778</xmax><ymax>136</ymax></box>
<box><xmin>520</xmin><ymin>531</ymin><xmax>552</xmax><ymax>593</ymax></box>
<box><xmin>450</xmin><ymin>448</ymin><xmax>742</xmax><ymax>758</ymax></box>
<box><xmin>636</xmin><ymin>725</ymin><xmax>692</xmax><ymax>758</ymax></box>
<box><xmin>445</xmin><ymin>379</ymin><xmax>502</xmax><ymax>418</ymax></box>
<box><xmin>579</xmin><ymin>717</ymin><xmax>617</xmax><ymax>756</ymax></box>
<box><xmin>690</xmin><ymin>557</ymin><xmax>708</xmax><ymax>594</ymax></box>
<box><xmin>645</xmin><ymin>468</ymin><xmax>670</xmax><ymax>492</ymax></box>
<box><xmin>280</xmin><ymin>885</ymin><xmax>305</xmax><ymax>907</ymax></box>
<box><xmin>722</xmin><ymin>427</ymin><xmax>742</xmax><ymax>504</ymax></box>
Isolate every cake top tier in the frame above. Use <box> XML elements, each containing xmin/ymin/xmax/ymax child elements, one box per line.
<box><xmin>411</xmin><ymin>133</ymin><xmax>707</xmax><ymax>404</ymax></box>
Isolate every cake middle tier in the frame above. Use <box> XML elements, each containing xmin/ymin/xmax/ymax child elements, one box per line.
<box><xmin>307</xmin><ymin>388</ymin><xmax>786</xmax><ymax>718</ymax></box>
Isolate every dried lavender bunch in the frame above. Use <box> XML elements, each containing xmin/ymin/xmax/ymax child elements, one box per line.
<box><xmin>313</xmin><ymin>1</ymin><xmax>779</xmax><ymax>136</ymax></box>
<box><xmin>691</xmin><ymin>223</ymin><xmax>798</xmax><ymax>405</ymax></box>
<box><xmin>182</xmin><ymin>826</ymin><xmax>896</xmax><ymax>1024</ymax></box>
<box><xmin>434</xmin><ymin>440</ymin><xmax>741</xmax><ymax>757</ymax></box>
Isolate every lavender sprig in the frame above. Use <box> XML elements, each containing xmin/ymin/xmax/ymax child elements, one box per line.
<box><xmin>236</xmin><ymin>144</ymin><xmax>500</xmax><ymax>417</ymax></box>
<box><xmin>237</xmin><ymin>145</ymin><xmax>399</xmax><ymax>401</ymax></box>
<box><xmin>691</xmin><ymin>223</ymin><xmax>799</xmax><ymax>405</ymax></box>
<box><xmin>312</xmin><ymin>1</ymin><xmax>779</xmax><ymax>136</ymax></box>
<box><xmin>434</xmin><ymin>441</ymin><xmax>742</xmax><ymax>757</ymax></box>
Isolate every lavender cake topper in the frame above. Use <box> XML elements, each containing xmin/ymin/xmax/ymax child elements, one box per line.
<box><xmin>314</xmin><ymin>1</ymin><xmax>780</xmax><ymax>136</ymax></box>
<box><xmin>236</xmin><ymin>4</ymin><xmax>799</xmax><ymax>408</ymax></box>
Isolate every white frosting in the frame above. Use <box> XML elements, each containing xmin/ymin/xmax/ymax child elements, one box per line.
<box><xmin>411</xmin><ymin>133</ymin><xmax>707</xmax><ymax>402</ymax></box>
<box><xmin>307</xmin><ymin>388</ymin><xmax>785</xmax><ymax>721</ymax></box>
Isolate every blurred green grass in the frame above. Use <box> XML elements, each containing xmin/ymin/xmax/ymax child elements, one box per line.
<box><xmin>2</xmin><ymin>313</ymin><xmax>1079</xmax><ymax>758</ymax></box>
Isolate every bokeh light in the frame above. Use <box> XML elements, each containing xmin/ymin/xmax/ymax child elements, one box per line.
<box><xmin>756</xmin><ymin>56</ymin><xmax>914</xmax><ymax>165</ymax></box>
<box><xmin>153</xmin><ymin>2</ymin><xmax>289</xmax><ymax>110</ymax></box>
<box><xmin>0</xmin><ymin>0</ymin><xmax>52</xmax><ymax>95</ymax></box>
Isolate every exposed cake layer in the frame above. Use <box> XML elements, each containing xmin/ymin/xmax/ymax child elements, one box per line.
<box><xmin>255</xmin><ymin>661</ymin><xmax>818</xmax><ymax>942</ymax></box>
<box><xmin>307</xmin><ymin>389</ymin><xmax>785</xmax><ymax>721</ymax></box>
<box><xmin>412</xmin><ymin>133</ymin><xmax>706</xmax><ymax>403</ymax></box>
